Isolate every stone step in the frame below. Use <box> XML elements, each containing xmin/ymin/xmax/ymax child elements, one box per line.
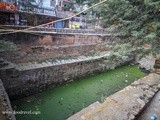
<box><xmin>68</xmin><ymin>101</ymin><xmax>101</xmax><ymax>120</ymax></box>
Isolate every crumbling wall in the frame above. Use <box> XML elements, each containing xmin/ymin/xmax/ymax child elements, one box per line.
<box><xmin>0</xmin><ymin>79</ymin><xmax>16</xmax><ymax>120</ymax></box>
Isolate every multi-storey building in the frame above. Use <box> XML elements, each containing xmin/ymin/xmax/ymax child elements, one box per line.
<box><xmin>0</xmin><ymin>0</ymin><xmax>90</xmax><ymax>28</ymax></box>
<box><xmin>0</xmin><ymin>0</ymin><xmax>68</xmax><ymax>27</ymax></box>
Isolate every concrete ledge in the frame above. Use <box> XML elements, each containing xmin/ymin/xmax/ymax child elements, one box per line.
<box><xmin>68</xmin><ymin>73</ymin><xmax>160</xmax><ymax>120</ymax></box>
<box><xmin>0</xmin><ymin>79</ymin><xmax>15</xmax><ymax>120</ymax></box>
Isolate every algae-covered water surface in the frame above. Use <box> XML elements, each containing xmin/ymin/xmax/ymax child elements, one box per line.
<box><xmin>12</xmin><ymin>66</ymin><xmax>146</xmax><ymax>120</ymax></box>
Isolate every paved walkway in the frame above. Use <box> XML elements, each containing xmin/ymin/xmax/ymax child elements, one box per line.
<box><xmin>27</xmin><ymin>30</ymin><xmax>110</xmax><ymax>36</ymax></box>
<box><xmin>17</xmin><ymin>52</ymin><xmax>110</xmax><ymax>70</ymax></box>
<box><xmin>138</xmin><ymin>91</ymin><xmax>160</xmax><ymax>120</ymax></box>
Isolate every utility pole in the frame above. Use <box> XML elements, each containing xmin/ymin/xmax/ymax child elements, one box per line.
<box><xmin>55</xmin><ymin>0</ymin><xmax>58</xmax><ymax>28</ymax></box>
<box><xmin>55</xmin><ymin>0</ymin><xmax>58</xmax><ymax>15</ymax></box>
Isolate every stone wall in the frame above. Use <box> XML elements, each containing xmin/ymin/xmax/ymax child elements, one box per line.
<box><xmin>0</xmin><ymin>55</ymin><xmax>131</xmax><ymax>100</ymax></box>
<box><xmin>0</xmin><ymin>33</ymin><xmax>102</xmax><ymax>46</ymax></box>
<box><xmin>0</xmin><ymin>32</ymin><xmax>112</xmax><ymax>64</ymax></box>
<box><xmin>0</xmin><ymin>44</ymin><xmax>108</xmax><ymax>64</ymax></box>
<box><xmin>0</xmin><ymin>28</ymin><xmax>125</xmax><ymax>65</ymax></box>
<box><xmin>68</xmin><ymin>73</ymin><xmax>160</xmax><ymax>120</ymax></box>
<box><xmin>0</xmin><ymin>79</ymin><xmax>16</xmax><ymax>120</ymax></box>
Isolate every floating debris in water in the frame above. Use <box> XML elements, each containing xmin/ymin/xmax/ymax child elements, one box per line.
<box><xmin>27</xmin><ymin>100</ymin><xmax>30</xmax><ymax>103</ymax></box>
<box><xmin>134</xmin><ymin>78</ymin><xmax>137</xmax><ymax>81</ymax></box>
<box><xmin>58</xmin><ymin>101</ymin><xmax>62</xmax><ymax>105</ymax></box>
<box><xmin>35</xmin><ymin>112</ymin><xmax>39</xmax><ymax>115</ymax></box>
<box><xmin>61</xmin><ymin>98</ymin><xmax>64</xmax><ymax>100</ymax></box>
<box><xmin>68</xmin><ymin>107</ymin><xmax>71</xmax><ymax>110</ymax></box>
<box><xmin>125</xmin><ymin>80</ymin><xmax>128</xmax><ymax>83</ymax></box>
<box><xmin>116</xmin><ymin>74</ymin><xmax>119</xmax><ymax>77</ymax></box>
<box><xmin>116</xmin><ymin>75</ymin><xmax>120</xmax><ymax>77</ymax></box>
<box><xmin>150</xmin><ymin>114</ymin><xmax>157</xmax><ymax>120</ymax></box>
<box><xmin>100</xmin><ymin>80</ymin><xmax>104</xmax><ymax>84</ymax></box>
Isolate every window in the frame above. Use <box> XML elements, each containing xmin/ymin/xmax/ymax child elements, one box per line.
<box><xmin>59</xmin><ymin>1</ymin><xmax>61</xmax><ymax>6</ymax></box>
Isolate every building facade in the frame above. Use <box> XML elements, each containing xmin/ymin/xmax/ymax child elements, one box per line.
<box><xmin>0</xmin><ymin>0</ymin><xmax>90</xmax><ymax>28</ymax></box>
<box><xmin>0</xmin><ymin>0</ymin><xmax>67</xmax><ymax>27</ymax></box>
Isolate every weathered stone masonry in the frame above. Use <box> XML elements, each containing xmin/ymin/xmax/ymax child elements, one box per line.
<box><xmin>0</xmin><ymin>79</ymin><xmax>16</xmax><ymax>120</ymax></box>
<box><xmin>0</xmin><ymin>55</ymin><xmax>131</xmax><ymax>100</ymax></box>
<box><xmin>0</xmin><ymin>32</ymin><xmax>101</xmax><ymax>46</ymax></box>
<box><xmin>0</xmin><ymin>27</ymin><xmax>124</xmax><ymax>65</ymax></box>
<box><xmin>0</xmin><ymin>33</ymin><xmax>113</xmax><ymax>64</ymax></box>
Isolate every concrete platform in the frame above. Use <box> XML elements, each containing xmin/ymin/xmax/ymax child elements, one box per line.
<box><xmin>138</xmin><ymin>91</ymin><xmax>160</xmax><ymax>120</ymax></box>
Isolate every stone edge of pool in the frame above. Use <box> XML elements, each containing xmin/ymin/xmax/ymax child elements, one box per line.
<box><xmin>0</xmin><ymin>79</ymin><xmax>16</xmax><ymax>120</ymax></box>
<box><xmin>68</xmin><ymin>73</ymin><xmax>160</xmax><ymax>120</ymax></box>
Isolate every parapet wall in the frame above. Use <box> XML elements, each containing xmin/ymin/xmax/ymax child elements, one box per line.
<box><xmin>0</xmin><ymin>55</ymin><xmax>132</xmax><ymax>100</ymax></box>
<box><xmin>68</xmin><ymin>73</ymin><xmax>160</xmax><ymax>120</ymax></box>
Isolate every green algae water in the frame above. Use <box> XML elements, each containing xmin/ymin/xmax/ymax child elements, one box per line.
<box><xmin>12</xmin><ymin>66</ymin><xmax>146</xmax><ymax>120</ymax></box>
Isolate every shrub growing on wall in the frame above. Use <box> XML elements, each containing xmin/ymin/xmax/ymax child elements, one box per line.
<box><xmin>0</xmin><ymin>41</ymin><xmax>17</xmax><ymax>51</ymax></box>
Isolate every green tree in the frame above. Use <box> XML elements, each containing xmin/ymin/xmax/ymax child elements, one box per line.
<box><xmin>101</xmin><ymin>0</ymin><xmax>160</xmax><ymax>57</ymax></box>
